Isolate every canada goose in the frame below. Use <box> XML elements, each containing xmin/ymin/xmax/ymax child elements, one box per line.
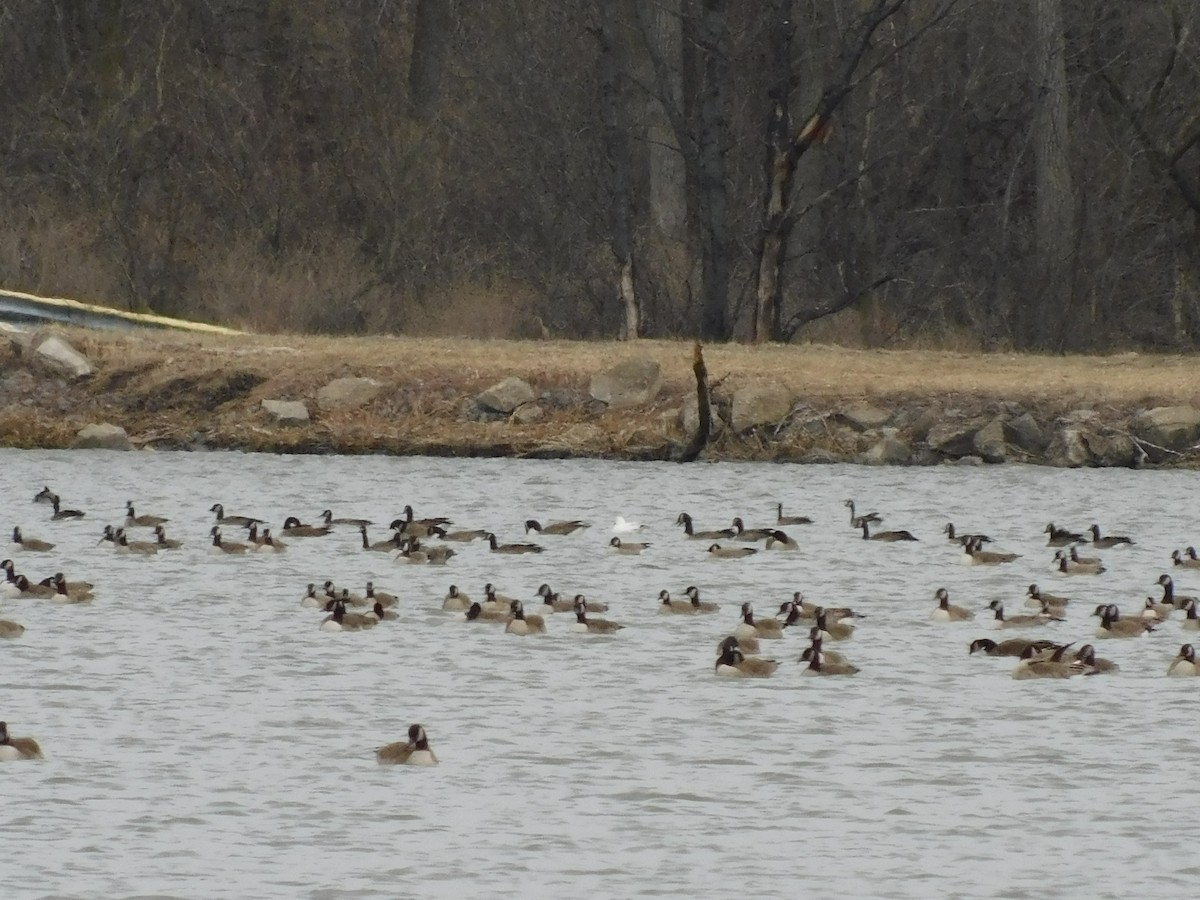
<box><xmin>612</xmin><ymin>516</ymin><xmax>644</xmax><ymax>533</ymax></box>
<box><xmin>524</xmin><ymin>518</ymin><xmax>589</xmax><ymax>536</ymax></box>
<box><xmin>572</xmin><ymin>597</ymin><xmax>624</xmax><ymax>634</ymax></box>
<box><xmin>1069</xmin><ymin>547</ymin><xmax>1103</xmax><ymax>567</ymax></box>
<box><xmin>931</xmin><ymin>587</ymin><xmax>974</xmax><ymax>621</ymax></box>
<box><xmin>464</xmin><ymin>601</ymin><xmax>509</xmax><ymax>623</ymax></box>
<box><xmin>486</xmin><ymin>533</ymin><xmax>543</xmax><ymax>554</ymax></box>
<box><xmin>368</xmin><ymin>601</ymin><xmax>399</xmax><ymax>622</ymax></box>
<box><xmin>764</xmin><ymin>530</ymin><xmax>798</xmax><ymax>550</ymax></box>
<box><xmin>245</xmin><ymin>523</ymin><xmax>267</xmax><ymax>547</ymax></box>
<box><xmin>536</xmin><ymin>583</ymin><xmax>607</xmax><ymax>613</ymax></box>
<box><xmin>1142</xmin><ymin>596</ymin><xmax>1175</xmax><ymax>621</ymax></box>
<box><xmin>442</xmin><ymin>585</ymin><xmax>471</xmax><ymax>611</ymax></box>
<box><xmin>776</xmin><ymin>503</ymin><xmax>813</xmax><ymax>526</ymax></box>
<box><xmin>0</xmin><ymin>721</ymin><xmax>43</xmax><ymax>760</ymax></box>
<box><xmin>321</xmin><ymin>509</ymin><xmax>373</xmax><ymax>528</ymax></box>
<box><xmin>802</xmin><ymin>652</ymin><xmax>861</xmax><ymax>676</ymax></box>
<box><xmin>944</xmin><ymin>523</ymin><xmax>991</xmax><ymax>545</ymax></box>
<box><xmin>1181</xmin><ymin>599</ymin><xmax>1200</xmax><ymax>631</ymax></box>
<box><xmin>1012</xmin><ymin>643</ymin><xmax>1093</xmax><ymax>680</ymax></box>
<box><xmin>0</xmin><ymin>619</ymin><xmax>24</xmax><ymax>638</ymax></box>
<box><xmin>968</xmin><ymin>637</ymin><xmax>1057</xmax><ymax>658</ymax></box>
<box><xmin>210</xmin><ymin>504</ymin><xmax>262</xmax><ymax>528</ymax></box>
<box><xmin>281</xmin><ymin>516</ymin><xmax>332</xmax><ymax>538</ymax></box>
<box><xmin>365</xmin><ymin>582</ymin><xmax>397</xmax><ymax>608</ymax></box>
<box><xmin>1073</xmin><ymin>644</ymin><xmax>1119</xmax><ymax>674</ymax></box>
<box><xmin>735</xmin><ymin>602</ymin><xmax>784</xmax><ymax>640</ymax></box>
<box><xmin>0</xmin><ymin>559</ymin><xmax>21</xmax><ymax>597</ymax></box>
<box><xmin>707</xmin><ymin>542</ymin><xmax>756</xmax><ymax>559</ymax></box>
<box><xmin>798</xmin><ymin>629</ymin><xmax>850</xmax><ymax>665</ymax></box>
<box><xmin>209</xmin><ymin>526</ymin><xmax>249</xmax><ymax>555</ymax></box>
<box><xmin>300</xmin><ymin>583</ymin><xmax>324</xmax><ymax>608</ymax></box>
<box><xmin>153</xmin><ymin>525</ymin><xmax>184</xmax><ymax>549</ymax></box>
<box><xmin>13</xmin><ymin>575</ymin><xmax>54</xmax><ymax>598</ymax></box>
<box><xmin>33</xmin><ymin>485</ymin><xmax>55</xmax><ymax>504</ymax></box>
<box><xmin>610</xmin><ymin>537</ymin><xmax>650</xmax><ymax>555</ymax></box>
<box><xmin>1089</xmin><ymin>524</ymin><xmax>1134</xmax><ymax>548</ymax></box>
<box><xmin>844</xmin><ymin>500</ymin><xmax>882</xmax><ymax>527</ymax></box>
<box><xmin>391</xmin><ymin>537</ymin><xmax>429</xmax><ymax>564</ymax></box>
<box><xmin>1167</xmin><ymin>644</ymin><xmax>1199</xmax><ymax>677</ymax></box>
<box><xmin>1156</xmin><ymin>574</ymin><xmax>1197</xmax><ymax>609</ymax></box>
<box><xmin>1172</xmin><ymin>548</ymin><xmax>1200</xmax><ymax>569</ymax></box>
<box><xmin>376</xmin><ymin>724</ymin><xmax>438</xmax><ymax>766</ymax></box>
<box><xmin>684</xmin><ymin>586</ymin><xmax>720</xmax><ymax>614</ymax></box>
<box><xmin>50</xmin><ymin>573</ymin><xmax>93</xmax><ymax>603</ymax></box>
<box><xmin>320</xmin><ymin>599</ymin><xmax>376</xmax><ymax>631</ymax></box>
<box><xmin>397</xmin><ymin>505</ymin><xmax>452</xmax><ymax>531</ymax></box>
<box><xmin>428</xmin><ymin>526</ymin><xmax>489</xmax><ymax>542</ymax></box>
<box><xmin>10</xmin><ymin>527</ymin><xmax>53</xmax><ymax>552</ymax></box>
<box><xmin>49</xmin><ymin>495</ymin><xmax>84</xmax><ymax>520</ymax></box>
<box><xmin>333</xmin><ymin>587</ymin><xmax>369</xmax><ymax>609</ymax></box>
<box><xmin>115</xmin><ymin>528</ymin><xmax>158</xmax><ymax>555</ymax></box>
<box><xmin>730</xmin><ymin>517</ymin><xmax>774</xmax><ymax>542</ymax></box>
<box><xmin>778</xmin><ymin>592</ymin><xmax>861</xmax><ymax>624</ymax></box>
<box><xmin>714</xmin><ymin>636</ymin><xmax>779</xmax><ymax>678</ymax></box>
<box><xmin>483</xmin><ymin>584</ymin><xmax>516</xmax><ymax>611</ymax></box>
<box><xmin>125</xmin><ymin>501</ymin><xmax>168</xmax><ymax>528</ymax></box>
<box><xmin>657</xmin><ymin>589</ymin><xmax>695</xmax><ymax>614</ymax></box>
<box><xmin>360</xmin><ymin>525</ymin><xmax>399</xmax><ymax>552</ymax></box>
<box><xmin>860</xmin><ymin>521</ymin><xmax>918</xmax><ymax>542</ymax></box>
<box><xmin>1044</xmin><ymin>523</ymin><xmax>1085</xmax><ymax>546</ymax></box>
<box><xmin>1055</xmin><ymin>553</ymin><xmax>1105</xmax><ymax>576</ymax></box>
<box><xmin>961</xmin><ymin>537</ymin><xmax>1019</xmax><ymax>565</ymax></box>
<box><xmin>505</xmin><ymin>600</ymin><xmax>546</xmax><ymax>635</ymax></box>
<box><xmin>97</xmin><ymin>524</ymin><xmax>117</xmax><ymax>547</ymax></box>
<box><xmin>988</xmin><ymin>600</ymin><xmax>1060</xmax><ymax>629</ymax></box>
<box><xmin>675</xmin><ymin>512</ymin><xmax>736</xmax><ymax>541</ymax></box>
<box><xmin>814</xmin><ymin>607</ymin><xmax>855</xmax><ymax>641</ymax></box>
<box><xmin>423</xmin><ymin>544</ymin><xmax>456</xmax><ymax>566</ymax></box>
<box><xmin>1025</xmin><ymin>584</ymin><xmax>1069</xmax><ymax>610</ymax></box>
<box><xmin>256</xmin><ymin>528</ymin><xmax>287</xmax><ymax>553</ymax></box>
<box><xmin>1093</xmin><ymin>604</ymin><xmax>1155</xmax><ymax>638</ymax></box>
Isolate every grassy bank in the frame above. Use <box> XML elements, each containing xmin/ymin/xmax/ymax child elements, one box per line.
<box><xmin>1</xmin><ymin>328</ymin><xmax>1198</xmax><ymax>462</ymax></box>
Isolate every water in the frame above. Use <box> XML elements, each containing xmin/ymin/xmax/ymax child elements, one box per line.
<box><xmin>1</xmin><ymin>450</ymin><xmax>1196</xmax><ymax>898</ymax></box>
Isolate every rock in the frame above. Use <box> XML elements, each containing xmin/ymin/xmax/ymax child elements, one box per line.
<box><xmin>317</xmin><ymin>377</ymin><xmax>383</xmax><ymax>411</ymax></box>
<box><xmin>1083</xmin><ymin>430</ymin><xmax>1142</xmax><ymax>468</ymax></box>
<box><xmin>71</xmin><ymin>422</ymin><xmax>132</xmax><ymax>451</ymax></box>
<box><xmin>837</xmin><ymin>403</ymin><xmax>892</xmax><ymax>432</ymax></box>
<box><xmin>261</xmin><ymin>399</ymin><xmax>310</xmax><ymax>425</ymax></box>
<box><xmin>475</xmin><ymin>376</ymin><xmax>535</xmax><ymax>414</ymax></box>
<box><xmin>926</xmin><ymin>418</ymin><xmax>983</xmax><ymax>458</ymax></box>
<box><xmin>799</xmin><ymin>447</ymin><xmax>840</xmax><ymax>464</ymax></box>
<box><xmin>589</xmin><ymin>358</ymin><xmax>662</xmax><ymax>408</ymax></box>
<box><xmin>972</xmin><ymin>418</ymin><xmax>1008</xmax><ymax>464</ymax></box>
<box><xmin>1044</xmin><ymin>426</ymin><xmax>1092</xmax><ymax>468</ymax></box>
<box><xmin>34</xmin><ymin>334</ymin><xmax>93</xmax><ymax>379</ymax></box>
<box><xmin>1004</xmin><ymin>412</ymin><xmax>1048</xmax><ymax>453</ymax></box>
<box><xmin>511</xmin><ymin>403</ymin><xmax>544</xmax><ymax>424</ymax></box>
<box><xmin>461</xmin><ymin>399</ymin><xmax>506</xmax><ymax>423</ymax></box>
<box><xmin>539</xmin><ymin>388</ymin><xmax>589</xmax><ymax>411</ymax></box>
<box><xmin>1133</xmin><ymin>406</ymin><xmax>1200</xmax><ymax>451</ymax></box>
<box><xmin>945</xmin><ymin>455</ymin><xmax>984</xmax><ymax>466</ymax></box>
<box><xmin>730</xmin><ymin>384</ymin><xmax>795</xmax><ymax>433</ymax></box>
<box><xmin>680</xmin><ymin>394</ymin><xmax>723</xmax><ymax>437</ymax></box>
<box><xmin>907</xmin><ymin>406</ymin><xmax>943</xmax><ymax>443</ymax></box>
<box><xmin>864</xmin><ymin>434</ymin><xmax>911</xmax><ymax>465</ymax></box>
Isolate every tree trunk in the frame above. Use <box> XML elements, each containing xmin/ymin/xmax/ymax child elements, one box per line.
<box><xmin>408</xmin><ymin>0</ymin><xmax>453</xmax><ymax>121</ymax></box>
<box><xmin>696</xmin><ymin>0</ymin><xmax>731</xmax><ymax>341</ymax></box>
<box><xmin>645</xmin><ymin>0</ymin><xmax>687</xmax><ymax>239</ymax></box>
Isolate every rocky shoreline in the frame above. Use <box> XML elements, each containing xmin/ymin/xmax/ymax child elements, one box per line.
<box><xmin>2</xmin><ymin>326</ymin><xmax>1199</xmax><ymax>468</ymax></box>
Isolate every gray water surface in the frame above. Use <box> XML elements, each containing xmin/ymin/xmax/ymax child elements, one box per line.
<box><xmin>1</xmin><ymin>450</ymin><xmax>1196</xmax><ymax>899</ymax></box>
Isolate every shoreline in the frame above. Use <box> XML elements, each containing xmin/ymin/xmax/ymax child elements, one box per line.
<box><xmin>3</xmin><ymin>327</ymin><xmax>1200</xmax><ymax>468</ymax></box>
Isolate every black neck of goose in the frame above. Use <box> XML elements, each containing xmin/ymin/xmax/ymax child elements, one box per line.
<box><xmin>1162</xmin><ymin>581</ymin><xmax>1175</xmax><ymax>601</ymax></box>
<box><xmin>575</xmin><ymin>609</ymin><xmax>587</xmax><ymax>623</ymax></box>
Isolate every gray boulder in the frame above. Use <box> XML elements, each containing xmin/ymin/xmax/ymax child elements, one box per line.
<box><xmin>1004</xmin><ymin>412</ymin><xmax>1048</xmax><ymax>453</ymax></box>
<box><xmin>1133</xmin><ymin>406</ymin><xmax>1200</xmax><ymax>451</ymax></box>
<box><xmin>837</xmin><ymin>403</ymin><xmax>892</xmax><ymax>432</ymax></box>
<box><xmin>317</xmin><ymin>377</ymin><xmax>383</xmax><ymax>411</ymax></box>
<box><xmin>864</xmin><ymin>434</ymin><xmax>911</xmax><ymax>465</ymax></box>
<box><xmin>907</xmin><ymin>406</ymin><xmax>944</xmax><ymax>442</ymax></box>
<box><xmin>589</xmin><ymin>358</ymin><xmax>662</xmax><ymax>408</ymax></box>
<box><xmin>680</xmin><ymin>394</ymin><xmax>723</xmax><ymax>437</ymax></box>
<box><xmin>926</xmin><ymin>418</ymin><xmax>983</xmax><ymax>458</ymax></box>
<box><xmin>730</xmin><ymin>385</ymin><xmax>795</xmax><ymax>433</ymax></box>
<box><xmin>34</xmin><ymin>334</ymin><xmax>93</xmax><ymax>379</ymax></box>
<box><xmin>1044</xmin><ymin>426</ymin><xmax>1092</xmax><ymax>468</ymax></box>
<box><xmin>511</xmin><ymin>403</ymin><xmax>545</xmax><ymax>424</ymax></box>
<box><xmin>71</xmin><ymin>422</ymin><xmax>132</xmax><ymax>451</ymax></box>
<box><xmin>262</xmin><ymin>399</ymin><xmax>310</xmax><ymax>425</ymax></box>
<box><xmin>475</xmin><ymin>376</ymin><xmax>535</xmax><ymax>414</ymax></box>
<box><xmin>972</xmin><ymin>418</ymin><xmax>1008</xmax><ymax>464</ymax></box>
<box><xmin>1083</xmin><ymin>430</ymin><xmax>1142</xmax><ymax>468</ymax></box>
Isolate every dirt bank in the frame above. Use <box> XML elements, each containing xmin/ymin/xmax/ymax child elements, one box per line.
<box><xmin>2</xmin><ymin>328</ymin><xmax>1199</xmax><ymax>467</ymax></box>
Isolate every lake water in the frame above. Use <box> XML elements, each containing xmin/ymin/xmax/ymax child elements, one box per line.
<box><xmin>2</xmin><ymin>449</ymin><xmax>1197</xmax><ymax>899</ymax></box>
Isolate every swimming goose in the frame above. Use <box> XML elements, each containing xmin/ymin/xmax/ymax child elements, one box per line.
<box><xmin>524</xmin><ymin>518</ymin><xmax>589</xmax><ymax>536</ymax></box>
<box><xmin>153</xmin><ymin>525</ymin><xmax>184</xmax><ymax>549</ymax></box>
<box><xmin>300</xmin><ymin>583</ymin><xmax>324</xmax><ymax>608</ymax></box>
<box><xmin>1025</xmin><ymin>584</ymin><xmax>1069</xmax><ymax>610</ymax></box>
<box><xmin>764</xmin><ymin>530</ymin><xmax>798</xmax><ymax>550</ymax></box>
<box><xmin>775</xmin><ymin>503</ymin><xmax>813</xmax><ymax>526</ymax></box>
<box><xmin>367</xmin><ymin>601</ymin><xmax>399</xmax><ymax>622</ymax></box>
<box><xmin>0</xmin><ymin>721</ymin><xmax>43</xmax><ymax>760</ymax></box>
<box><xmin>51</xmin><ymin>573</ymin><xmax>94</xmax><ymax>603</ymax></box>
<box><xmin>255</xmin><ymin>528</ymin><xmax>287</xmax><ymax>553</ymax></box>
<box><xmin>535</xmin><ymin>583</ymin><xmax>608</xmax><ymax>613</ymax></box>
<box><xmin>707</xmin><ymin>543</ymin><xmax>756</xmax><ymax>559</ymax></box>
<box><xmin>376</xmin><ymin>724</ymin><xmax>438</xmax><ymax>765</ymax></box>
<box><xmin>125</xmin><ymin>502</ymin><xmax>168</xmax><ymax>528</ymax></box>
<box><xmin>360</xmin><ymin>525</ymin><xmax>400</xmax><ymax>552</ymax></box>
<box><xmin>1012</xmin><ymin>644</ymin><xmax>1093</xmax><ymax>680</ymax></box>
<box><xmin>427</xmin><ymin>526</ymin><xmax>489</xmax><ymax>542</ymax></box>
<box><xmin>843</xmin><ymin>500</ymin><xmax>882</xmax><ymax>528</ymax></box>
<box><xmin>968</xmin><ymin>637</ymin><xmax>1057</xmax><ymax>658</ymax></box>
<box><xmin>675</xmin><ymin>512</ymin><xmax>736</xmax><ymax>541</ymax></box>
<box><xmin>33</xmin><ymin>486</ymin><xmax>56</xmax><ymax>505</ymax></box>
<box><xmin>730</xmin><ymin>517</ymin><xmax>775</xmax><ymax>542</ymax></box>
<box><xmin>391</xmin><ymin>537</ymin><xmax>430</xmax><ymax>564</ymax></box>
<box><xmin>1171</xmin><ymin>548</ymin><xmax>1200</xmax><ymax>569</ymax></box>
<box><xmin>115</xmin><ymin>528</ymin><xmax>158</xmax><ymax>555</ymax></box>
<box><xmin>1156</xmin><ymin>574</ymin><xmax>1197</xmax><ymax>609</ymax></box>
<box><xmin>684</xmin><ymin>586</ymin><xmax>720</xmax><ymax>614</ymax></box>
<box><xmin>931</xmin><ymin>587</ymin><xmax>974</xmax><ymax>621</ymax></box>
<box><xmin>798</xmin><ymin>629</ymin><xmax>850</xmax><ymax>665</ymax></box>
<box><xmin>988</xmin><ymin>600</ymin><xmax>1060</xmax><ymax>629</ymax></box>
<box><xmin>49</xmin><ymin>495</ymin><xmax>85</xmax><ymax>520</ymax></box>
<box><xmin>1088</xmin><ymin>524</ymin><xmax>1133</xmax><ymax>548</ymax></box>
<box><xmin>320</xmin><ymin>599</ymin><xmax>377</xmax><ymax>631</ymax></box>
<box><xmin>0</xmin><ymin>618</ymin><xmax>24</xmax><ymax>638</ymax></box>
<box><xmin>1142</xmin><ymin>596</ymin><xmax>1175</xmax><ymax>621</ymax></box>
<box><xmin>610</xmin><ymin>537</ymin><xmax>650</xmax><ymax>555</ymax></box>
<box><xmin>464</xmin><ymin>601</ymin><xmax>509</xmax><ymax>623</ymax></box>
<box><xmin>800</xmin><ymin>641</ymin><xmax>859</xmax><ymax>676</ymax></box>
<box><xmin>442</xmin><ymin>585</ymin><xmax>471</xmax><ymax>611</ymax></box>
<box><xmin>11</xmin><ymin>527</ymin><xmax>54</xmax><ymax>552</ymax></box>
<box><xmin>1073</xmin><ymin>644</ymin><xmax>1119</xmax><ymax>673</ymax></box>
<box><xmin>483</xmin><ymin>584</ymin><xmax>516</xmax><ymax>611</ymax></box>
<box><xmin>860</xmin><ymin>521</ymin><xmax>918</xmax><ymax>542</ymax></box>
<box><xmin>944</xmin><ymin>523</ymin><xmax>991</xmax><ymax>546</ymax></box>
<box><xmin>321</xmin><ymin>509</ymin><xmax>373</xmax><ymax>528</ymax></box>
<box><xmin>961</xmin><ymin>537</ymin><xmax>1019</xmax><ymax>565</ymax></box>
<box><xmin>1044</xmin><ymin>523</ymin><xmax>1085</xmax><ymax>546</ymax></box>
<box><xmin>486</xmin><ymin>533</ymin><xmax>543</xmax><ymax>554</ymax></box>
<box><xmin>0</xmin><ymin>559</ymin><xmax>21</xmax><ymax>598</ymax></box>
<box><xmin>1069</xmin><ymin>547</ymin><xmax>1103</xmax><ymax>567</ymax></box>
<box><xmin>1167</xmin><ymin>644</ymin><xmax>1199</xmax><ymax>676</ymax></box>
<box><xmin>778</xmin><ymin>592</ymin><xmax>861</xmax><ymax>624</ymax></box>
<box><xmin>735</xmin><ymin>602</ymin><xmax>784</xmax><ymax>640</ymax></box>
<box><xmin>13</xmin><ymin>575</ymin><xmax>55</xmax><ymax>598</ymax></box>
<box><xmin>814</xmin><ymin>607</ymin><xmax>855</xmax><ymax>641</ymax></box>
<box><xmin>505</xmin><ymin>600</ymin><xmax>547</xmax><ymax>635</ymax></box>
<box><xmin>209</xmin><ymin>526</ymin><xmax>249</xmax><ymax>555</ymax></box>
<box><xmin>1093</xmin><ymin>604</ymin><xmax>1155</xmax><ymax>638</ymax></box>
<box><xmin>333</xmin><ymin>587</ymin><xmax>369</xmax><ymax>610</ymax></box>
<box><xmin>657</xmin><ymin>590</ymin><xmax>696</xmax><ymax>614</ymax></box>
<box><xmin>1181</xmin><ymin>598</ymin><xmax>1200</xmax><ymax>631</ymax></box>
<box><xmin>398</xmin><ymin>505</ymin><xmax>453</xmax><ymax>530</ymax></box>
<box><xmin>210</xmin><ymin>504</ymin><xmax>263</xmax><ymax>528</ymax></box>
<box><xmin>572</xmin><ymin>597</ymin><xmax>624</xmax><ymax>634</ymax></box>
<box><xmin>714</xmin><ymin>636</ymin><xmax>779</xmax><ymax>678</ymax></box>
<box><xmin>281</xmin><ymin>516</ymin><xmax>332</xmax><ymax>538</ymax></box>
<box><xmin>1055</xmin><ymin>552</ymin><xmax>1105</xmax><ymax>576</ymax></box>
<box><xmin>423</xmin><ymin>544</ymin><xmax>456</xmax><ymax>565</ymax></box>
<box><xmin>365</xmin><ymin>582</ymin><xmax>397</xmax><ymax>608</ymax></box>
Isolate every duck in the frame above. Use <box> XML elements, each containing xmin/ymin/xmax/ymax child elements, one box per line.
<box><xmin>320</xmin><ymin>509</ymin><xmax>373</xmax><ymax>528</ymax></box>
<box><xmin>50</xmin><ymin>572</ymin><xmax>93</xmax><ymax>603</ymax></box>
<box><xmin>988</xmin><ymin>600</ymin><xmax>1060</xmax><ymax>629</ymax></box>
<box><xmin>300</xmin><ymin>583</ymin><xmax>324</xmax><ymax>608</ymax></box>
<box><xmin>1171</xmin><ymin>548</ymin><xmax>1200</xmax><ymax>569</ymax></box>
<box><xmin>486</xmin><ymin>533</ymin><xmax>543</xmax><ymax>554</ymax></box>
<box><xmin>968</xmin><ymin>637</ymin><xmax>1057</xmax><ymax>658</ymax></box>
<box><xmin>1142</xmin><ymin>596</ymin><xmax>1175</xmax><ymax>621</ymax></box>
<box><xmin>799</xmin><ymin>629</ymin><xmax>850</xmax><ymax>666</ymax></box>
<box><xmin>572</xmin><ymin>597</ymin><xmax>624</xmax><ymax>634</ymax></box>
<box><xmin>209</xmin><ymin>526</ymin><xmax>250</xmax><ymax>555</ymax></box>
<box><xmin>1181</xmin><ymin>598</ymin><xmax>1200</xmax><ymax>631</ymax></box>
<box><xmin>365</xmin><ymin>582</ymin><xmax>397</xmax><ymax>608</ymax></box>
<box><xmin>1088</xmin><ymin>524</ymin><xmax>1133</xmax><ymax>548</ymax></box>
<box><xmin>115</xmin><ymin>528</ymin><xmax>158</xmax><ymax>555</ymax></box>
<box><xmin>376</xmin><ymin>724</ymin><xmax>438</xmax><ymax>766</ymax></box>
<box><xmin>1025</xmin><ymin>584</ymin><xmax>1069</xmax><ymax>610</ymax></box>
<box><xmin>0</xmin><ymin>721</ymin><xmax>43</xmax><ymax>760</ymax></box>
<box><xmin>729</xmin><ymin>517</ymin><xmax>775</xmax><ymax>542</ymax></box>
<box><xmin>611</xmin><ymin>516</ymin><xmax>644</xmax><ymax>533</ymax></box>
<box><xmin>860</xmin><ymin>521</ymin><xmax>918</xmax><ymax>542</ymax></box>
<box><xmin>814</xmin><ymin>607</ymin><xmax>855</xmax><ymax>641</ymax></box>
<box><xmin>125</xmin><ymin>501</ymin><xmax>168</xmax><ymax>528</ymax></box>
<box><xmin>33</xmin><ymin>485</ymin><xmax>56</xmax><ymax>504</ymax></box>
<box><xmin>1093</xmin><ymin>604</ymin><xmax>1155</xmax><ymax>638</ymax></box>
<box><xmin>1073</xmin><ymin>644</ymin><xmax>1118</xmax><ymax>673</ymax></box>
<box><xmin>210</xmin><ymin>503</ymin><xmax>263</xmax><ymax>528</ymax></box>
<box><xmin>657</xmin><ymin>589</ymin><xmax>696</xmax><ymax>615</ymax></box>
<box><xmin>1044</xmin><ymin>523</ymin><xmax>1085</xmax><ymax>546</ymax></box>
<box><xmin>1012</xmin><ymin>643</ymin><xmax>1093</xmax><ymax>679</ymax></box>
<box><xmin>775</xmin><ymin>503</ymin><xmax>813</xmax><ymax>526</ymax></box>
<box><xmin>961</xmin><ymin>537</ymin><xmax>1019</xmax><ymax>565</ymax></box>
<box><xmin>610</xmin><ymin>536</ymin><xmax>650</xmax><ymax>555</ymax></box>
<box><xmin>360</xmin><ymin>525</ymin><xmax>400</xmax><ymax>552</ymax></box>
<box><xmin>684</xmin><ymin>586</ymin><xmax>720</xmax><ymax>614</ymax></box>
<box><xmin>0</xmin><ymin>618</ymin><xmax>24</xmax><ymax>638</ymax></box>
<box><xmin>153</xmin><ymin>525</ymin><xmax>184</xmax><ymax>549</ymax></box>
<box><xmin>524</xmin><ymin>518</ymin><xmax>589</xmax><ymax>536</ymax></box>
<box><xmin>442</xmin><ymin>585</ymin><xmax>471</xmax><ymax>611</ymax></box>
<box><xmin>505</xmin><ymin>600</ymin><xmax>547</xmax><ymax>635</ymax></box>
<box><xmin>734</xmin><ymin>602</ymin><xmax>784</xmax><ymax>640</ymax></box>
<box><xmin>764</xmin><ymin>530</ymin><xmax>798</xmax><ymax>550</ymax></box>
<box><xmin>930</xmin><ymin>587</ymin><xmax>974</xmax><ymax>621</ymax></box>
<box><xmin>49</xmin><ymin>495</ymin><xmax>85</xmax><ymax>520</ymax></box>
<box><xmin>255</xmin><ymin>528</ymin><xmax>287</xmax><ymax>553</ymax></box>
<box><xmin>675</xmin><ymin>512</ymin><xmax>736</xmax><ymax>541</ymax></box>
<box><xmin>1166</xmin><ymin>644</ymin><xmax>1199</xmax><ymax>676</ymax></box>
<box><xmin>1156</xmin><ymin>574</ymin><xmax>1197</xmax><ymax>609</ymax></box>
<box><xmin>944</xmin><ymin>523</ymin><xmax>991</xmax><ymax>546</ymax></box>
<box><xmin>714</xmin><ymin>636</ymin><xmax>779</xmax><ymax>678</ymax></box>
<box><xmin>843</xmin><ymin>499</ymin><xmax>882</xmax><ymax>527</ymax></box>
<box><xmin>707</xmin><ymin>542</ymin><xmax>756</xmax><ymax>559</ymax></box>
<box><xmin>10</xmin><ymin>527</ymin><xmax>54</xmax><ymax>552</ymax></box>
<box><xmin>1055</xmin><ymin>552</ymin><xmax>1105</xmax><ymax>576</ymax></box>
<box><xmin>281</xmin><ymin>516</ymin><xmax>332</xmax><ymax>538</ymax></box>
<box><xmin>464</xmin><ymin>601</ymin><xmax>509</xmax><ymax>623</ymax></box>
<box><xmin>367</xmin><ymin>601</ymin><xmax>399</xmax><ymax>622</ymax></box>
